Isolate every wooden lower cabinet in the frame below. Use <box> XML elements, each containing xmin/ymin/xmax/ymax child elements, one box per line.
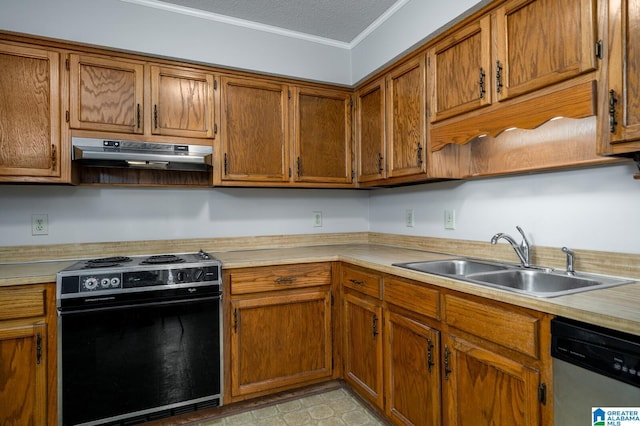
<box><xmin>441</xmin><ymin>333</ymin><xmax>542</xmax><ymax>426</ymax></box>
<box><xmin>342</xmin><ymin>290</ymin><xmax>384</xmax><ymax>408</ymax></box>
<box><xmin>0</xmin><ymin>284</ymin><xmax>56</xmax><ymax>426</ymax></box>
<box><xmin>225</xmin><ymin>263</ymin><xmax>334</xmax><ymax>402</ymax></box>
<box><xmin>384</xmin><ymin>310</ymin><xmax>441</xmax><ymax>426</ymax></box>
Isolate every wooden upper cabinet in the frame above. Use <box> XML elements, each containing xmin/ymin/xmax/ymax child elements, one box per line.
<box><xmin>356</xmin><ymin>78</ymin><xmax>386</xmax><ymax>182</ymax></box>
<box><xmin>495</xmin><ymin>0</ymin><xmax>597</xmax><ymax>101</ymax></box>
<box><xmin>428</xmin><ymin>15</ymin><xmax>492</xmax><ymax>122</ymax></box>
<box><xmin>69</xmin><ymin>54</ymin><xmax>144</xmax><ymax>134</ymax></box>
<box><xmin>293</xmin><ymin>87</ymin><xmax>352</xmax><ymax>184</ymax></box>
<box><xmin>220</xmin><ymin>76</ymin><xmax>289</xmax><ymax>183</ymax></box>
<box><xmin>604</xmin><ymin>0</ymin><xmax>640</xmax><ymax>154</ymax></box>
<box><xmin>386</xmin><ymin>56</ymin><xmax>427</xmax><ymax>178</ymax></box>
<box><xmin>0</xmin><ymin>42</ymin><xmax>61</xmax><ymax>179</ymax></box>
<box><xmin>150</xmin><ymin>65</ymin><xmax>215</xmax><ymax>138</ymax></box>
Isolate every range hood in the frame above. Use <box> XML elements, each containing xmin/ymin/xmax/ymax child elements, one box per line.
<box><xmin>72</xmin><ymin>137</ymin><xmax>213</xmax><ymax>172</ymax></box>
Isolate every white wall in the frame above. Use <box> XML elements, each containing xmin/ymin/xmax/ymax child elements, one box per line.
<box><xmin>0</xmin><ymin>186</ymin><xmax>369</xmax><ymax>246</ymax></box>
<box><xmin>369</xmin><ymin>163</ymin><xmax>640</xmax><ymax>254</ymax></box>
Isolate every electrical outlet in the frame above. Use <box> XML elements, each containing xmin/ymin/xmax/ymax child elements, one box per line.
<box><xmin>312</xmin><ymin>211</ymin><xmax>323</xmax><ymax>227</ymax></box>
<box><xmin>444</xmin><ymin>209</ymin><xmax>456</xmax><ymax>230</ymax></box>
<box><xmin>405</xmin><ymin>209</ymin><xmax>414</xmax><ymax>227</ymax></box>
<box><xmin>32</xmin><ymin>214</ymin><xmax>48</xmax><ymax>235</ymax></box>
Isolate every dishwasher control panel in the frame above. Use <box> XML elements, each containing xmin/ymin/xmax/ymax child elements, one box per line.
<box><xmin>552</xmin><ymin>317</ymin><xmax>640</xmax><ymax>388</ymax></box>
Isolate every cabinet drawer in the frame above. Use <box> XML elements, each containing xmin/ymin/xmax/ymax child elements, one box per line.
<box><xmin>444</xmin><ymin>294</ymin><xmax>539</xmax><ymax>358</ymax></box>
<box><xmin>229</xmin><ymin>263</ymin><xmax>331</xmax><ymax>295</ymax></box>
<box><xmin>0</xmin><ymin>287</ymin><xmax>46</xmax><ymax>321</ymax></box>
<box><xmin>342</xmin><ymin>266</ymin><xmax>381</xmax><ymax>299</ymax></box>
<box><xmin>384</xmin><ymin>277</ymin><xmax>440</xmax><ymax>320</ymax></box>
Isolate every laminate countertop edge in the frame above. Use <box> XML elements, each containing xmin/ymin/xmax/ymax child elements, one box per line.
<box><xmin>1</xmin><ymin>244</ymin><xmax>638</xmax><ymax>336</ymax></box>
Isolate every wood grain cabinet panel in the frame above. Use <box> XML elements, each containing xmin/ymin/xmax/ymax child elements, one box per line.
<box><xmin>495</xmin><ymin>0</ymin><xmax>597</xmax><ymax>101</ymax></box>
<box><xmin>69</xmin><ymin>54</ymin><xmax>145</xmax><ymax>134</ymax></box>
<box><xmin>356</xmin><ymin>78</ymin><xmax>386</xmax><ymax>183</ymax></box>
<box><xmin>293</xmin><ymin>87</ymin><xmax>352</xmax><ymax>184</ymax></box>
<box><xmin>384</xmin><ymin>310</ymin><xmax>441</xmax><ymax>426</ymax></box>
<box><xmin>442</xmin><ymin>333</ymin><xmax>541</xmax><ymax>426</ymax></box>
<box><xmin>0</xmin><ymin>42</ymin><xmax>61</xmax><ymax>179</ymax></box>
<box><xmin>0</xmin><ymin>284</ymin><xmax>56</xmax><ymax>426</ymax></box>
<box><xmin>343</xmin><ymin>291</ymin><xmax>384</xmax><ymax>409</ymax></box>
<box><xmin>386</xmin><ymin>56</ymin><xmax>427</xmax><ymax>178</ymax></box>
<box><xmin>601</xmin><ymin>0</ymin><xmax>640</xmax><ymax>155</ymax></box>
<box><xmin>229</xmin><ymin>262</ymin><xmax>331</xmax><ymax>295</ymax></box>
<box><xmin>428</xmin><ymin>15</ymin><xmax>492</xmax><ymax>123</ymax></box>
<box><xmin>150</xmin><ymin>65</ymin><xmax>215</xmax><ymax>138</ymax></box>
<box><xmin>220</xmin><ymin>76</ymin><xmax>289</xmax><ymax>183</ymax></box>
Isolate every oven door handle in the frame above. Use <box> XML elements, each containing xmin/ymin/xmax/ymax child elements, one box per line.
<box><xmin>58</xmin><ymin>294</ymin><xmax>221</xmax><ymax>315</ymax></box>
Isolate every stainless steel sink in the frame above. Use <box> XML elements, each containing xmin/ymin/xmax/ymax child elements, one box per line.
<box><xmin>393</xmin><ymin>258</ymin><xmax>635</xmax><ymax>297</ymax></box>
<box><xmin>466</xmin><ymin>269</ymin><xmax>634</xmax><ymax>297</ymax></box>
<box><xmin>393</xmin><ymin>259</ymin><xmax>511</xmax><ymax>276</ymax></box>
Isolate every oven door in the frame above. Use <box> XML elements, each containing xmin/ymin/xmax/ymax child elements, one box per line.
<box><xmin>59</xmin><ymin>294</ymin><xmax>222</xmax><ymax>426</ymax></box>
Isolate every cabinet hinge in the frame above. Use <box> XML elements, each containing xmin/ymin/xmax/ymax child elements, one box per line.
<box><xmin>538</xmin><ymin>383</ymin><xmax>547</xmax><ymax>405</ymax></box>
<box><xmin>427</xmin><ymin>56</ymin><xmax>430</xmax><ymax>66</ymax></box>
<box><xmin>288</xmin><ymin>167</ymin><xmax>292</xmax><ymax>178</ymax></box>
<box><xmin>288</xmin><ymin>90</ymin><xmax>291</xmax><ymax>99</ymax></box>
<box><xmin>36</xmin><ymin>333</ymin><xmax>42</xmax><ymax>365</ymax></box>
<box><xmin>233</xmin><ymin>308</ymin><xmax>238</xmax><ymax>332</ymax></box>
<box><xmin>65</xmin><ymin>58</ymin><xmax>70</xmax><ymax>71</ymax></box>
<box><xmin>595</xmin><ymin>40</ymin><xmax>603</xmax><ymax>60</ymax></box>
<box><xmin>351</xmin><ymin>170</ymin><xmax>355</xmax><ymax>180</ymax></box>
<box><xmin>331</xmin><ymin>294</ymin><xmax>334</xmax><ymax>306</ymax></box>
<box><xmin>51</xmin><ymin>144</ymin><xmax>57</xmax><ymax>172</ymax></box>
<box><xmin>65</xmin><ymin>110</ymin><xmax>70</xmax><ymax>123</ymax></box>
<box><xmin>350</xmin><ymin>99</ymin><xmax>353</xmax><ymax>108</ymax></box>
<box><xmin>214</xmin><ymin>79</ymin><xmax>218</xmax><ymax>90</ymax></box>
<box><xmin>214</xmin><ymin>123</ymin><xmax>218</xmax><ymax>134</ymax></box>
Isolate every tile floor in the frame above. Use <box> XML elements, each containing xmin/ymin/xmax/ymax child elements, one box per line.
<box><xmin>189</xmin><ymin>388</ymin><xmax>388</xmax><ymax>426</ymax></box>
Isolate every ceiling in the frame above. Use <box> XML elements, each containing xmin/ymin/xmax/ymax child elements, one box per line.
<box><xmin>124</xmin><ymin>0</ymin><xmax>406</xmax><ymax>45</ymax></box>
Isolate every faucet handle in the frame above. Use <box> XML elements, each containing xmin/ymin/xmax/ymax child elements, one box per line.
<box><xmin>515</xmin><ymin>226</ymin><xmax>530</xmax><ymax>246</ymax></box>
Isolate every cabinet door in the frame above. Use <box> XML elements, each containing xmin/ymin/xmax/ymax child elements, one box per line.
<box><xmin>0</xmin><ymin>43</ymin><xmax>60</xmax><ymax>178</ymax></box>
<box><xmin>343</xmin><ymin>292</ymin><xmax>384</xmax><ymax>408</ymax></box>
<box><xmin>220</xmin><ymin>76</ymin><xmax>289</xmax><ymax>183</ymax></box>
<box><xmin>428</xmin><ymin>15</ymin><xmax>492</xmax><ymax>122</ymax></box>
<box><xmin>0</xmin><ymin>324</ymin><xmax>47</xmax><ymax>426</ymax></box>
<box><xmin>386</xmin><ymin>56</ymin><xmax>427</xmax><ymax>178</ymax></box>
<box><xmin>607</xmin><ymin>0</ymin><xmax>640</xmax><ymax>148</ymax></box>
<box><xmin>442</xmin><ymin>334</ymin><xmax>542</xmax><ymax>426</ymax></box>
<box><xmin>385</xmin><ymin>311</ymin><xmax>441</xmax><ymax>426</ymax></box>
<box><xmin>230</xmin><ymin>290</ymin><xmax>332</xmax><ymax>397</ymax></box>
<box><xmin>356</xmin><ymin>78</ymin><xmax>386</xmax><ymax>182</ymax></box>
<box><xmin>150</xmin><ymin>65</ymin><xmax>215</xmax><ymax>138</ymax></box>
<box><xmin>495</xmin><ymin>0</ymin><xmax>597</xmax><ymax>101</ymax></box>
<box><xmin>69</xmin><ymin>54</ymin><xmax>144</xmax><ymax>134</ymax></box>
<box><xmin>293</xmin><ymin>87</ymin><xmax>352</xmax><ymax>184</ymax></box>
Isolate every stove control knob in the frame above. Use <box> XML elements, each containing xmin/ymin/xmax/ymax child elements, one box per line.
<box><xmin>176</xmin><ymin>271</ymin><xmax>188</xmax><ymax>282</ymax></box>
<box><xmin>194</xmin><ymin>269</ymin><xmax>204</xmax><ymax>281</ymax></box>
<box><xmin>84</xmin><ymin>277</ymin><xmax>99</xmax><ymax>290</ymax></box>
<box><xmin>110</xmin><ymin>277</ymin><xmax>120</xmax><ymax>288</ymax></box>
<box><xmin>100</xmin><ymin>278</ymin><xmax>110</xmax><ymax>288</ymax></box>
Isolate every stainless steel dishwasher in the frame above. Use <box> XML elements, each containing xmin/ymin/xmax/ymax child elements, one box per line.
<box><xmin>551</xmin><ymin>317</ymin><xmax>640</xmax><ymax>426</ymax></box>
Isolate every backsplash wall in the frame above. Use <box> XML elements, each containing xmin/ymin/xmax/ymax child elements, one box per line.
<box><xmin>0</xmin><ymin>186</ymin><xmax>370</xmax><ymax>247</ymax></box>
<box><xmin>369</xmin><ymin>163</ymin><xmax>640</xmax><ymax>254</ymax></box>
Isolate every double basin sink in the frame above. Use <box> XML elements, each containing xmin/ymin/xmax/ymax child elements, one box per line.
<box><xmin>393</xmin><ymin>258</ymin><xmax>634</xmax><ymax>298</ymax></box>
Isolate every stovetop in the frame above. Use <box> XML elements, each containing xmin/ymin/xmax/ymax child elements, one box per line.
<box><xmin>56</xmin><ymin>250</ymin><xmax>221</xmax><ymax>300</ymax></box>
<box><xmin>60</xmin><ymin>250</ymin><xmax>218</xmax><ymax>272</ymax></box>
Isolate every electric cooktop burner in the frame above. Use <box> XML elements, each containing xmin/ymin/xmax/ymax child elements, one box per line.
<box><xmin>141</xmin><ymin>254</ymin><xmax>185</xmax><ymax>265</ymax></box>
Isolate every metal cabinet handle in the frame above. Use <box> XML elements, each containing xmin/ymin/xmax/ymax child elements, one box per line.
<box><xmin>349</xmin><ymin>278</ymin><xmax>365</xmax><ymax>286</ymax></box>
<box><xmin>496</xmin><ymin>60</ymin><xmax>503</xmax><ymax>94</ymax></box>
<box><xmin>609</xmin><ymin>89</ymin><xmax>618</xmax><ymax>133</ymax></box>
<box><xmin>274</xmin><ymin>277</ymin><xmax>297</xmax><ymax>284</ymax></box>
<box><xmin>137</xmin><ymin>103</ymin><xmax>141</xmax><ymax>129</ymax></box>
<box><xmin>51</xmin><ymin>144</ymin><xmax>57</xmax><ymax>172</ymax></box>
<box><xmin>427</xmin><ymin>337</ymin><xmax>435</xmax><ymax>373</ymax></box>
<box><xmin>372</xmin><ymin>314</ymin><xmax>379</xmax><ymax>338</ymax></box>
<box><xmin>377</xmin><ymin>153</ymin><xmax>384</xmax><ymax>174</ymax></box>
<box><xmin>154</xmin><ymin>104</ymin><xmax>158</xmax><ymax>129</ymax></box>
<box><xmin>233</xmin><ymin>308</ymin><xmax>238</xmax><ymax>332</ymax></box>
<box><xmin>479</xmin><ymin>67</ymin><xmax>486</xmax><ymax>99</ymax></box>
<box><xmin>417</xmin><ymin>143</ymin><xmax>423</xmax><ymax>167</ymax></box>
<box><xmin>444</xmin><ymin>345</ymin><xmax>452</xmax><ymax>380</ymax></box>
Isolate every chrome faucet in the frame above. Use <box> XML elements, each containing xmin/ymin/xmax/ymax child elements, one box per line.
<box><xmin>490</xmin><ymin>226</ymin><xmax>532</xmax><ymax>267</ymax></box>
